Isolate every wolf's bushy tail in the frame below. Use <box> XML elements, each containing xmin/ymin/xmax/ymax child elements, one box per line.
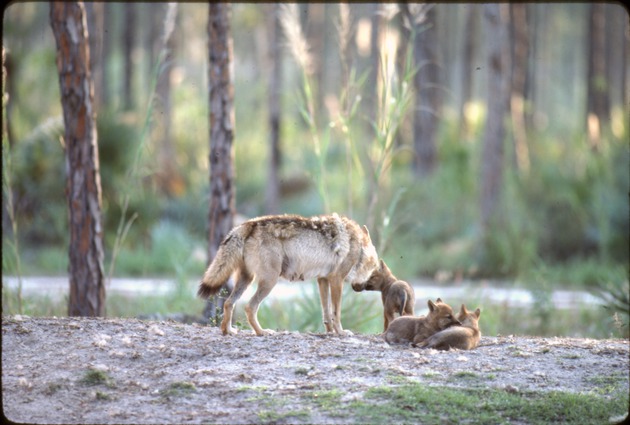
<box><xmin>197</xmin><ymin>226</ymin><xmax>246</xmax><ymax>299</ymax></box>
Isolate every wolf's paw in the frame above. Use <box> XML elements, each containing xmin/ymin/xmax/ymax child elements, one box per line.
<box><xmin>255</xmin><ymin>328</ymin><xmax>276</xmax><ymax>336</ymax></box>
<box><xmin>342</xmin><ymin>329</ymin><xmax>354</xmax><ymax>336</ymax></box>
<box><xmin>223</xmin><ymin>327</ymin><xmax>239</xmax><ymax>336</ymax></box>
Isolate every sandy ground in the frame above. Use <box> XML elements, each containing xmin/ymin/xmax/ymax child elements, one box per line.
<box><xmin>2</xmin><ymin>315</ymin><xmax>629</xmax><ymax>424</ymax></box>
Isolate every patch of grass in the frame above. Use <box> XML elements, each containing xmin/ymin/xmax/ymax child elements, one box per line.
<box><xmin>95</xmin><ymin>391</ymin><xmax>113</xmax><ymax>401</ymax></box>
<box><xmin>348</xmin><ymin>384</ymin><xmax>629</xmax><ymax>425</ymax></box>
<box><xmin>258</xmin><ymin>409</ymin><xmax>311</xmax><ymax>424</ymax></box>
<box><xmin>311</xmin><ymin>389</ymin><xmax>343</xmax><ymax>411</ymax></box>
<box><xmin>160</xmin><ymin>381</ymin><xmax>196</xmax><ymax>399</ymax></box>
<box><xmin>80</xmin><ymin>370</ymin><xmax>113</xmax><ymax>387</ymax></box>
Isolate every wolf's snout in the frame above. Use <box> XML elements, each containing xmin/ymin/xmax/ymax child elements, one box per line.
<box><xmin>351</xmin><ymin>283</ymin><xmax>365</xmax><ymax>292</ymax></box>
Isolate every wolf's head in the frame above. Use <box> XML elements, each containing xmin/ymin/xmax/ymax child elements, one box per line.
<box><xmin>457</xmin><ymin>304</ymin><xmax>481</xmax><ymax>329</ymax></box>
<box><xmin>347</xmin><ymin>225</ymin><xmax>379</xmax><ymax>284</ymax></box>
<box><xmin>426</xmin><ymin>299</ymin><xmax>461</xmax><ymax>330</ymax></box>
<box><xmin>351</xmin><ymin>259</ymin><xmax>394</xmax><ymax>292</ymax></box>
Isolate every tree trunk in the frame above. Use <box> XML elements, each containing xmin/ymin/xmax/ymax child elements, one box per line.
<box><xmin>480</xmin><ymin>4</ymin><xmax>511</xmax><ymax>236</ymax></box>
<box><xmin>264</xmin><ymin>3</ymin><xmax>282</xmax><ymax>215</ymax></box>
<box><xmin>50</xmin><ymin>1</ymin><xmax>106</xmax><ymax>317</ymax></box>
<box><xmin>586</xmin><ymin>3</ymin><xmax>609</xmax><ymax>150</ymax></box>
<box><xmin>510</xmin><ymin>3</ymin><xmax>530</xmax><ymax>174</ymax></box>
<box><xmin>459</xmin><ymin>4</ymin><xmax>478</xmax><ymax>140</ymax></box>
<box><xmin>403</xmin><ymin>4</ymin><xmax>441</xmax><ymax>177</ymax></box>
<box><xmin>122</xmin><ymin>2</ymin><xmax>136</xmax><ymax>111</ymax></box>
<box><xmin>206</xmin><ymin>3</ymin><xmax>236</xmax><ymax>321</ymax></box>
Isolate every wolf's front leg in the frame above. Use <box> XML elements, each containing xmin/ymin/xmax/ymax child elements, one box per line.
<box><xmin>329</xmin><ymin>278</ymin><xmax>353</xmax><ymax>336</ymax></box>
<box><xmin>317</xmin><ymin>278</ymin><xmax>334</xmax><ymax>333</ymax></box>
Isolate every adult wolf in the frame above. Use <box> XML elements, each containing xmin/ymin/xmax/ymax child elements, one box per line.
<box><xmin>198</xmin><ymin>213</ymin><xmax>379</xmax><ymax>336</ymax></box>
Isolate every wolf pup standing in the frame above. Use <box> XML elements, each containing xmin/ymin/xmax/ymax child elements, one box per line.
<box><xmin>418</xmin><ymin>304</ymin><xmax>481</xmax><ymax>350</ymax></box>
<box><xmin>197</xmin><ymin>213</ymin><xmax>379</xmax><ymax>336</ymax></box>
<box><xmin>383</xmin><ymin>298</ymin><xmax>461</xmax><ymax>345</ymax></box>
<box><xmin>351</xmin><ymin>259</ymin><xmax>415</xmax><ymax>331</ymax></box>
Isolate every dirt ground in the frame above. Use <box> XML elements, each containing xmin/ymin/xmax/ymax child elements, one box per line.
<box><xmin>2</xmin><ymin>315</ymin><xmax>629</xmax><ymax>424</ymax></box>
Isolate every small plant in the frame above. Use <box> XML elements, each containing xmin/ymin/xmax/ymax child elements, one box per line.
<box><xmin>160</xmin><ymin>381</ymin><xmax>196</xmax><ymax>399</ymax></box>
<box><xmin>80</xmin><ymin>370</ymin><xmax>112</xmax><ymax>387</ymax></box>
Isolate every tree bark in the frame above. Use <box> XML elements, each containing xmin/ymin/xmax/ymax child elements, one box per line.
<box><xmin>264</xmin><ymin>3</ymin><xmax>282</xmax><ymax>215</ymax></box>
<box><xmin>402</xmin><ymin>4</ymin><xmax>441</xmax><ymax>177</ymax></box>
<box><xmin>84</xmin><ymin>2</ymin><xmax>103</xmax><ymax>111</ymax></box>
<box><xmin>50</xmin><ymin>1</ymin><xmax>106</xmax><ymax>317</ymax></box>
<box><xmin>122</xmin><ymin>2</ymin><xmax>136</xmax><ymax>111</ymax></box>
<box><xmin>206</xmin><ymin>3</ymin><xmax>236</xmax><ymax>321</ymax></box>
<box><xmin>480</xmin><ymin>4</ymin><xmax>511</xmax><ymax>235</ymax></box>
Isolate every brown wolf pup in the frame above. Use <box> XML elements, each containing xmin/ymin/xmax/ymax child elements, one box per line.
<box><xmin>197</xmin><ymin>213</ymin><xmax>379</xmax><ymax>336</ymax></box>
<box><xmin>351</xmin><ymin>259</ymin><xmax>415</xmax><ymax>331</ymax></box>
<box><xmin>383</xmin><ymin>298</ymin><xmax>461</xmax><ymax>345</ymax></box>
<box><xmin>418</xmin><ymin>304</ymin><xmax>481</xmax><ymax>350</ymax></box>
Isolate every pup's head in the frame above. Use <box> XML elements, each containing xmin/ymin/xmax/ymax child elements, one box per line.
<box><xmin>457</xmin><ymin>304</ymin><xmax>481</xmax><ymax>328</ymax></box>
<box><xmin>351</xmin><ymin>259</ymin><xmax>393</xmax><ymax>292</ymax></box>
<box><xmin>347</xmin><ymin>225</ymin><xmax>379</xmax><ymax>284</ymax></box>
<box><xmin>426</xmin><ymin>299</ymin><xmax>461</xmax><ymax>330</ymax></box>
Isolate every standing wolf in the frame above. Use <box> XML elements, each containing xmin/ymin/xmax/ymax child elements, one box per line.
<box><xmin>197</xmin><ymin>213</ymin><xmax>379</xmax><ymax>336</ymax></box>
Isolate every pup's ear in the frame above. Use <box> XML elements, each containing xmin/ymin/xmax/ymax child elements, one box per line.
<box><xmin>379</xmin><ymin>259</ymin><xmax>386</xmax><ymax>269</ymax></box>
<box><xmin>460</xmin><ymin>304</ymin><xmax>468</xmax><ymax>315</ymax></box>
<box><xmin>436</xmin><ymin>297</ymin><xmax>443</xmax><ymax>303</ymax></box>
<box><xmin>428</xmin><ymin>300</ymin><xmax>437</xmax><ymax>312</ymax></box>
<box><xmin>474</xmin><ymin>308</ymin><xmax>481</xmax><ymax>318</ymax></box>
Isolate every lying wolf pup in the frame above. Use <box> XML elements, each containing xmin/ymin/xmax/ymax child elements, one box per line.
<box><xmin>197</xmin><ymin>213</ymin><xmax>379</xmax><ymax>336</ymax></box>
<box><xmin>418</xmin><ymin>304</ymin><xmax>481</xmax><ymax>350</ymax></box>
<box><xmin>383</xmin><ymin>298</ymin><xmax>460</xmax><ymax>345</ymax></box>
<box><xmin>351</xmin><ymin>259</ymin><xmax>415</xmax><ymax>331</ymax></box>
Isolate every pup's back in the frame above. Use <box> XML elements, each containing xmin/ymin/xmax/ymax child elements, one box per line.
<box><xmin>384</xmin><ymin>299</ymin><xmax>459</xmax><ymax>345</ymax></box>
<box><xmin>420</xmin><ymin>305</ymin><xmax>481</xmax><ymax>350</ymax></box>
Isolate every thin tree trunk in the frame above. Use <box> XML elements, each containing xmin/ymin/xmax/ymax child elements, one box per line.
<box><xmin>459</xmin><ymin>4</ymin><xmax>477</xmax><ymax>140</ymax></box>
<box><xmin>205</xmin><ymin>3</ymin><xmax>236</xmax><ymax>321</ymax></box>
<box><xmin>510</xmin><ymin>3</ymin><xmax>530</xmax><ymax>174</ymax></box>
<box><xmin>122</xmin><ymin>2</ymin><xmax>136</xmax><ymax>111</ymax></box>
<box><xmin>265</xmin><ymin>3</ymin><xmax>282</xmax><ymax>215</ymax></box>
<box><xmin>84</xmin><ymin>2</ymin><xmax>103</xmax><ymax>111</ymax></box>
<box><xmin>50</xmin><ymin>1</ymin><xmax>106</xmax><ymax>317</ymax></box>
<box><xmin>480</xmin><ymin>4</ymin><xmax>511</xmax><ymax>236</ymax></box>
<box><xmin>586</xmin><ymin>3</ymin><xmax>609</xmax><ymax>150</ymax></box>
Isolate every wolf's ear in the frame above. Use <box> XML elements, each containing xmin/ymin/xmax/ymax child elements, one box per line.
<box><xmin>362</xmin><ymin>225</ymin><xmax>371</xmax><ymax>240</ymax></box>
<box><xmin>474</xmin><ymin>308</ymin><xmax>481</xmax><ymax>318</ymax></box>
<box><xmin>428</xmin><ymin>300</ymin><xmax>436</xmax><ymax>312</ymax></box>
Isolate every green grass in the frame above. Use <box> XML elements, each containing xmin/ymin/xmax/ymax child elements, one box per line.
<box><xmin>347</xmin><ymin>384</ymin><xmax>629</xmax><ymax>425</ymax></box>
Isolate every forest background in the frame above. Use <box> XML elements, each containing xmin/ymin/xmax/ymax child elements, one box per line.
<box><xmin>2</xmin><ymin>3</ymin><xmax>628</xmax><ymax>338</ymax></box>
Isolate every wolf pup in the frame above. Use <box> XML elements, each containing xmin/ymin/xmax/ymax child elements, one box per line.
<box><xmin>351</xmin><ymin>259</ymin><xmax>415</xmax><ymax>331</ymax></box>
<box><xmin>197</xmin><ymin>213</ymin><xmax>379</xmax><ymax>336</ymax></box>
<box><xmin>418</xmin><ymin>304</ymin><xmax>481</xmax><ymax>350</ymax></box>
<box><xmin>383</xmin><ymin>298</ymin><xmax>460</xmax><ymax>345</ymax></box>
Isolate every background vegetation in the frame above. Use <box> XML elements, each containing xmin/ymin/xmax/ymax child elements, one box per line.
<box><xmin>2</xmin><ymin>3</ymin><xmax>628</xmax><ymax>338</ymax></box>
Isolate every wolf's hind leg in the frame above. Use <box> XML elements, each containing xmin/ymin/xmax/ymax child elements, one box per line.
<box><xmin>221</xmin><ymin>270</ymin><xmax>252</xmax><ymax>336</ymax></box>
<box><xmin>245</xmin><ymin>278</ymin><xmax>278</xmax><ymax>336</ymax></box>
<box><xmin>317</xmin><ymin>278</ymin><xmax>333</xmax><ymax>333</ymax></box>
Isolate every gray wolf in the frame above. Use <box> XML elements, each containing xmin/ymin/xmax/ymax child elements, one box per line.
<box><xmin>418</xmin><ymin>304</ymin><xmax>481</xmax><ymax>350</ymax></box>
<box><xmin>197</xmin><ymin>213</ymin><xmax>379</xmax><ymax>336</ymax></box>
<box><xmin>351</xmin><ymin>259</ymin><xmax>415</xmax><ymax>331</ymax></box>
<box><xmin>383</xmin><ymin>298</ymin><xmax>461</xmax><ymax>345</ymax></box>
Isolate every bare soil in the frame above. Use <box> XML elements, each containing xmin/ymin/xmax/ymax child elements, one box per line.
<box><xmin>2</xmin><ymin>315</ymin><xmax>629</xmax><ymax>424</ymax></box>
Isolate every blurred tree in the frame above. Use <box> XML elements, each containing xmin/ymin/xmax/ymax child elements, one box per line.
<box><xmin>50</xmin><ymin>1</ymin><xmax>106</xmax><ymax>317</ymax></box>
<box><xmin>479</xmin><ymin>4</ymin><xmax>511</xmax><ymax>243</ymax></box>
<box><xmin>510</xmin><ymin>3</ymin><xmax>530</xmax><ymax>174</ymax></box>
<box><xmin>84</xmin><ymin>2</ymin><xmax>103</xmax><ymax>110</ymax></box>
<box><xmin>401</xmin><ymin>3</ymin><xmax>441</xmax><ymax>177</ymax></box>
<box><xmin>122</xmin><ymin>2</ymin><xmax>136</xmax><ymax>111</ymax></box>
<box><xmin>264</xmin><ymin>3</ymin><xmax>282</xmax><ymax>215</ymax></box>
<box><xmin>154</xmin><ymin>3</ymin><xmax>183</xmax><ymax>197</ymax></box>
<box><xmin>367</xmin><ymin>3</ymin><xmax>383</xmax><ymax>137</ymax></box>
<box><xmin>101</xmin><ymin>1</ymin><xmax>112</xmax><ymax>108</ymax></box>
<box><xmin>459</xmin><ymin>4</ymin><xmax>478</xmax><ymax>140</ymax></box>
<box><xmin>586</xmin><ymin>3</ymin><xmax>609</xmax><ymax>151</ymax></box>
<box><xmin>305</xmin><ymin>3</ymin><xmax>326</xmax><ymax>123</ymax></box>
<box><xmin>205</xmin><ymin>3</ymin><xmax>236</xmax><ymax>322</ymax></box>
